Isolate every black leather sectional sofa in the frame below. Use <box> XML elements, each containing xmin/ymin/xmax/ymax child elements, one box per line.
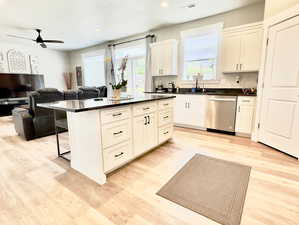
<box><xmin>12</xmin><ymin>86</ymin><xmax>107</xmax><ymax>141</ymax></box>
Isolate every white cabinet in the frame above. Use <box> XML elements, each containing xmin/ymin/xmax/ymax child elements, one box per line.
<box><xmin>133</xmin><ymin>109</ymin><xmax>158</xmax><ymax>157</ymax></box>
<box><xmin>151</xmin><ymin>39</ymin><xmax>178</xmax><ymax>76</ymax></box>
<box><xmin>222</xmin><ymin>22</ymin><xmax>263</xmax><ymax>73</ymax></box>
<box><xmin>235</xmin><ymin>96</ymin><xmax>256</xmax><ymax>136</ymax></box>
<box><xmin>174</xmin><ymin>94</ymin><xmax>207</xmax><ymax>129</ymax></box>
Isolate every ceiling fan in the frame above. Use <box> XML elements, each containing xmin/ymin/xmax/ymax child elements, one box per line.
<box><xmin>7</xmin><ymin>29</ymin><xmax>64</xmax><ymax>48</ymax></box>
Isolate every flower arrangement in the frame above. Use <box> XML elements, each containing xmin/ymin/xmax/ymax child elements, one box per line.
<box><xmin>110</xmin><ymin>55</ymin><xmax>128</xmax><ymax>90</ymax></box>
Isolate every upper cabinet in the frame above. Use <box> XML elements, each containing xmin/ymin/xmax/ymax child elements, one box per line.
<box><xmin>151</xmin><ymin>39</ymin><xmax>178</xmax><ymax>76</ymax></box>
<box><xmin>222</xmin><ymin>22</ymin><xmax>263</xmax><ymax>73</ymax></box>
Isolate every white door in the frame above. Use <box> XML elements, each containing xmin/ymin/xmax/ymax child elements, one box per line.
<box><xmin>144</xmin><ymin>113</ymin><xmax>158</xmax><ymax>151</ymax></box>
<box><xmin>236</xmin><ymin>105</ymin><xmax>254</xmax><ymax>134</ymax></box>
<box><xmin>133</xmin><ymin>115</ymin><xmax>146</xmax><ymax>156</ymax></box>
<box><xmin>188</xmin><ymin>95</ymin><xmax>207</xmax><ymax>128</ymax></box>
<box><xmin>173</xmin><ymin>95</ymin><xmax>189</xmax><ymax>125</ymax></box>
<box><xmin>259</xmin><ymin>16</ymin><xmax>299</xmax><ymax>158</ymax></box>
<box><xmin>240</xmin><ymin>30</ymin><xmax>263</xmax><ymax>72</ymax></box>
<box><xmin>222</xmin><ymin>34</ymin><xmax>241</xmax><ymax>72</ymax></box>
<box><xmin>151</xmin><ymin>46</ymin><xmax>161</xmax><ymax>76</ymax></box>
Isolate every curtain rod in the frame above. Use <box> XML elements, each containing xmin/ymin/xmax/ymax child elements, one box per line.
<box><xmin>108</xmin><ymin>34</ymin><xmax>155</xmax><ymax>47</ymax></box>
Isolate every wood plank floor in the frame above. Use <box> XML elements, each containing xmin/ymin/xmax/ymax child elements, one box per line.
<box><xmin>0</xmin><ymin>116</ymin><xmax>298</xmax><ymax>225</ymax></box>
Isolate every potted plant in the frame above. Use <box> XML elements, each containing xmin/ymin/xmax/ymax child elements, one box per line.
<box><xmin>110</xmin><ymin>55</ymin><xmax>128</xmax><ymax>99</ymax></box>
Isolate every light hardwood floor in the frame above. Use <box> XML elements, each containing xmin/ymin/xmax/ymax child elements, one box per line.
<box><xmin>0</xmin><ymin>116</ymin><xmax>298</xmax><ymax>225</ymax></box>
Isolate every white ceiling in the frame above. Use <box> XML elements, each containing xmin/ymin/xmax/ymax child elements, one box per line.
<box><xmin>0</xmin><ymin>0</ymin><xmax>263</xmax><ymax>51</ymax></box>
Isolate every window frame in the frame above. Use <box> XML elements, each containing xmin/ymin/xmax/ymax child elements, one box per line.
<box><xmin>115</xmin><ymin>55</ymin><xmax>146</xmax><ymax>96</ymax></box>
<box><xmin>180</xmin><ymin>23</ymin><xmax>223</xmax><ymax>84</ymax></box>
<box><xmin>81</xmin><ymin>50</ymin><xmax>106</xmax><ymax>87</ymax></box>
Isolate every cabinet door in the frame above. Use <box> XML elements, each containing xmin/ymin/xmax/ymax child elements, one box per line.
<box><xmin>133</xmin><ymin>115</ymin><xmax>146</xmax><ymax>156</ymax></box>
<box><xmin>222</xmin><ymin>34</ymin><xmax>241</xmax><ymax>72</ymax></box>
<box><xmin>173</xmin><ymin>95</ymin><xmax>189</xmax><ymax>125</ymax></box>
<box><xmin>188</xmin><ymin>95</ymin><xmax>207</xmax><ymax>128</ymax></box>
<box><xmin>240</xmin><ymin>30</ymin><xmax>263</xmax><ymax>72</ymax></box>
<box><xmin>235</xmin><ymin>105</ymin><xmax>254</xmax><ymax>134</ymax></box>
<box><xmin>151</xmin><ymin>46</ymin><xmax>162</xmax><ymax>76</ymax></box>
<box><xmin>151</xmin><ymin>40</ymin><xmax>177</xmax><ymax>76</ymax></box>
<box><xmin>144</xmin><ymin>113</ymin><xmax>158</xmax><ymax>151</ymax></box>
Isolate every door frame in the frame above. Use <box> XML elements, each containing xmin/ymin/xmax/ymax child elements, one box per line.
<box><xmin>252</xmin><ymin>3</ymin><xmax>299</xmax><ymax>147</ymax></box>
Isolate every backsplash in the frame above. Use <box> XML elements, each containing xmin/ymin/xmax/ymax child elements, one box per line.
<box><xmin>153</xmin><ymin>72</ymin><xmax>258</xmax><ymax>89</ymax></box>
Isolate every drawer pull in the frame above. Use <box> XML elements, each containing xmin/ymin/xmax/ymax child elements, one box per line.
<box><xmin>242</xmin><ymin>100</ymin><xmax>251</xmax><ymax>103</ymax></box>
<box><xmin>163</xmin><ymin>103</ymin><xmax>169</xmax><ymax>106</ymax></box>
<box><xmin>143</xmin><ymin>107</ymin><xmax>150</xmax><ymax>110</ymax></box>
<box><xmin>112</xmin><ymin>113</ymin><xmax>122</xmax><ymax>117</ymax></box>
<box><xmin>114</xmin><ymin>152</ymin><xmax>124</xmax><ymax>158</ymax></box>
<box><xmin>163</xmin><ymin>131</ymin><xmax>169</xmax><ymax>135</ymax></box>
<box><xmin>113</xmin><ymin>131</ymin><xmax>123</xmax><ymax>135</ymax></box>
<box><xmin>163</xmin><ymin>116</ymin><xmax>169</xmax><ymax>119</ymax></box>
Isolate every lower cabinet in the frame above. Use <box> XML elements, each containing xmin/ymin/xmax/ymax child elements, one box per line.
<box><xmin>103</xmin><ymin>141</ymin><xmax>133</xmax><ymax>172</ymax></box>
<box><xmin>159</xmin><ymin>124</ymin><xmax>173</xmax><ymax>144</ymax></box>
<box><xmin>174</xmin><ymin>94</ymin><xmax>207</xmax><ymax>128</ymax></box>
<box><xmin>133</xmin><ymin>112</ymin><xmax>158</xmax><ymax>157</ymax></box>
<box><xmin>235</xmin><ymin>96</ymin><xmax>256</xmax><ymax>135</ymax></box>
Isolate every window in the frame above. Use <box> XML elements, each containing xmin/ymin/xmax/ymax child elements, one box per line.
<box><xmin>115</xmin><ymin>43</ymin><xmax>146</xmax><ymax>96</ymax></box>
<box><xmin>181</xmin><ymin>23</ymin><xmax>223</xmax><ymax>82</ymax></box>
<box><xmin>82</xmin><ymin>51</ymin><xmax>105</xmax><ymax>87</ymax></box>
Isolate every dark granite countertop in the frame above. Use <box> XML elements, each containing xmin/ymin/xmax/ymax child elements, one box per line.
<box><xmin>37</xmin><ymin>94</ymin><xmax>176</xmax><ymax>112</ymax></box>
<box><xmin>145</xmin><ymin>88</ymin><xmax>257</xmax><ymax>96</ymax></box>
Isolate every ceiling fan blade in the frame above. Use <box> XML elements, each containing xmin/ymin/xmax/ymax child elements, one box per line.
<box><xmin>40</xmin><ymin>43</ymin><xmax>47</xmax><ymax>48</ymax></box>
<box><xmin>7</xmin><ymin>34</ymin><xmax>34</xmax><ymax>41</ymax></box>
<box><xmin>43</xmin><ymin>40</ymin><xmax>64</xmax><ymax>43</ymax></box>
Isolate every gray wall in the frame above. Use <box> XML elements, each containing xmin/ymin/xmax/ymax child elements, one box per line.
<box><xmin>69</xmin><ymin>1</ymin><xmax>265</xmax><ymax>89</ymax></box>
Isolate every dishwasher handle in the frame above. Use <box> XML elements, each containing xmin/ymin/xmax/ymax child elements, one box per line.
<box><xmin>209</xmin><ymin>98</ymin><xmax>236</xmax><ymax>102</ymax></box>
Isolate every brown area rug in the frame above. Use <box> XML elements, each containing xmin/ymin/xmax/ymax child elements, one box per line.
<box><xmin>157</xmin><ymin>154</ymin><xmax>251</xmax><ymax>225</ymax></box>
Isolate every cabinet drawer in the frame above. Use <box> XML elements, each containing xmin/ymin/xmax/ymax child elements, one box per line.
<box><xmin>103</xmin><ymin>141</ymin><xmax>132</xmax><ymax>172</ymax></box>
<box><xmin>133</xmin><ymin>102</ymin><xmax>157</xmax><ymax>116</ymax></box>
<box><xmin>159</xmin><ymin>99</ymin><xmax>173</xmax><ymax>110</ymax></box>
<box><xmin>101</xmin><ymin>106</ymin><xmax>131</xmax><ymax>124</ymax></box>
<box><xmin>158</xmin><ymin>124</ymin><xmax>173</xmax><ymax>144</ymax></box>
<box><xmin>101</xmin><ymin>120</ymin><xmax>131</xmax><ymax>148</ymax></box>
<box><xmin>158</xmin><ymin>110</ymin><xmax>173</xmax><ymax>127</ymax></box>
<box><xmin>237</xmin><ymin>96</ymin><xmax>256</xmax><ymax>106</ymax></box>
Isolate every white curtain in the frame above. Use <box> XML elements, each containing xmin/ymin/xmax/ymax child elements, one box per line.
<box><xmin>104</xmin><ymin>44</ymin><xmax>116</xmax><ymax>97</ymax></box>
<box><xmin>145</xmin><ymin>35</ymin><xmax>156</xmax><ymax>92</ymax></box>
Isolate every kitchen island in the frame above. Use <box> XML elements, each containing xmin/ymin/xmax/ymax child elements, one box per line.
<box><xmin>38</xmin><ymin>95</ymin><xmax>175</xmax><ymax>185</ymax></box>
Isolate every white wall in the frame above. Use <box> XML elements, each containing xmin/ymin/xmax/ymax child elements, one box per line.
<box><xmin>264</xmin><ymin>0</ymin><xmax>299</xmax><ymax>18</ymax></box>
<box><xmin>69</xmin><ymin>2</ymin><xmax>265</xmax><ymax>89</ymax></box>
<box><xmin>0</xmin><ymin>41</ymin><xmax>70</xmax><ymax>90</ymax></box>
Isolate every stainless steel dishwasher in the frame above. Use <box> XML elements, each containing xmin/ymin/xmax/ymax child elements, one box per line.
<box><xmin>206</xmin><ymin>95</ymin><xmax>237</xmax><ymax>133</ymax></box>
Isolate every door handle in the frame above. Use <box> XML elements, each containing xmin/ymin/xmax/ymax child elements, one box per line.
<box><xmin>147</xmin><ymin>115</ymin><xmax>150</xmax><ymax>124</ymax></box>
<box><xmin>114</xmin><ymin>152</ymin><xmax>124</xmax><ymax>158</ymax></box>
<box><xmin>238</xmin><ymin>106</ymin><xmax>241</xmax><ymax>112</ymax></box>
<box><xmin>240</xmin><ymin>64</ymin><xmax>243</xmax><ymax>70</ymax></box>
<box><xmin>113</xmin><ymin>131</ymin><xmax>123</xmax><ymax>135</ymax></box>
<box><xmin>236</xmin><ymin>64</ymin><xmax>239</xmax><ymax>71</ymax></box>
<box><xmin>144</xmin><ymin>116</ymin><xmax>147</xmax><ymax>125</ymax></box>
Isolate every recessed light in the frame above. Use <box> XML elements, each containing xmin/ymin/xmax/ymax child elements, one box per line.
<box><xmin>160</xmin><ymin>1</ymin><xmax>169</xmax><ymax>8</ymax></box>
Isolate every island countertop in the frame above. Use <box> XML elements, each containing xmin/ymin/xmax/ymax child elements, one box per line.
<box><xmin>37</xmin><ymin>94</ymin><xmax>176</xmax><ymax>112</ymax></box>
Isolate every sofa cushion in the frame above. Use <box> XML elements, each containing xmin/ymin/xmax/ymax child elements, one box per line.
<box><xmin>64</xmin><ymin>90</ymin><xmax>78</xmax><ymax>100</ymax></box>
